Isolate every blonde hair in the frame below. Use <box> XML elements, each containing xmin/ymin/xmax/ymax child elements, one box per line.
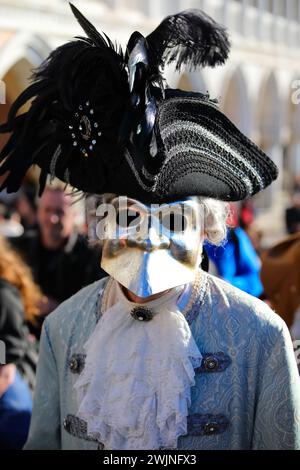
<box><xmin>0</xmin><ymin>235</ymin><xmax>42</xmax><ymax>325</ymax></box>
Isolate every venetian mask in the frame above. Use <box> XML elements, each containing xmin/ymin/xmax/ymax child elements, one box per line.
<box><xmin>87</xmin><ymin>194</ymin><xmax>204</xmax><ymax>297</ymax></box>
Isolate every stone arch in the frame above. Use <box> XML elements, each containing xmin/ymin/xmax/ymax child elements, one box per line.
<box><xmin>221</xmin><ymin>66</ymin><xmax>252</xmax><ymax>136</ymax></box>
<box><xmin>254</xmin><ymin>71</ymin><xmax>283</xmax><ymax>210</ymax></box>
<box><xmin>0</xmin><ymin>58</ymin><xmax>36</xmax><ymax>151</ymax></box>
<box><xmin>257</xmin><ymin>71</ymin><xmax>282</xmax><ymax>148</ymax></box>
<box><xmin>0</xmin><ymin>33</ymin><xmax>51</xmax><ymax>151</ymax></box>
<box><xmin>0</xmin><ymin>32</ymin><xmax>51</xmax><ymax>79</ymax></box>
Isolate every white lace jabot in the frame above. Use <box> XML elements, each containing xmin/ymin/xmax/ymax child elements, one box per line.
<box><xmin>74</xmin><ymin>279</ymin><xmax>202</xmax><ymax>450</ymax></box>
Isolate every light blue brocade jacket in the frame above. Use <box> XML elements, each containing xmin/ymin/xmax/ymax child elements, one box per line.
<box><xmin>24</xmin><ymin>273</ymin><xmax>300</xmax><ymax>450</ymax></box>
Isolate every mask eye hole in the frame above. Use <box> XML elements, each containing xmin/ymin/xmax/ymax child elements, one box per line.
<box><xmin>116</xmin><ymin>209</ymin><xmax>141</xmax><ymax>228</ymax></box>
<box><xmin>161</xmin><ymin>212</ymin><xmax>187</xmax><ymax>233</ymax></box>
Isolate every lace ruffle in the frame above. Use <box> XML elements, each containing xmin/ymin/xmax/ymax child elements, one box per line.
<box><xmin>74</xmin><ymin>282</ymin><xmax>202</xmax><ymax>450</ymax></box>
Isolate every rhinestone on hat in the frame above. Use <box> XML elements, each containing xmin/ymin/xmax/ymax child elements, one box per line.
<box><xmin>68</xmin><ymin>101</ymin><xmax>102</xmax><ymax>158</ymax></box>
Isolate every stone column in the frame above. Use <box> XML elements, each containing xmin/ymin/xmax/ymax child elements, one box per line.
<box><xmin>288</xmin><ymin>141</ymin><xmax>300</xmax><ymax>176</ymax></box>
<box><xmin>257</xmin><ymin>0</ymin><xmax>266</xmax><ymax>39</ymax></box>
<box><xmin>264</xmin><ymin>143</ymin><xmax>284</xmax><ymax>207</ymax></box>
<box><xmin>266</xmin><ymin>144</ymin><xmax>283</xmax><ymax>182</ymax></box>
<box><xmin>221</xmin><ymin>0</ymin><xmax>229</xmax><ymax>26</ymax></box>
<box><xmin>241</xmin><ymin>0</ymin><xmax>248</xmax><ymax>36</ymax></box>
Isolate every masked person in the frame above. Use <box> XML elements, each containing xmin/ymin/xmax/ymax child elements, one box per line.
<box><xmin>0</xmin><ymin>4</ymin><xmax>299</xmax><ymax>451</ymax></box>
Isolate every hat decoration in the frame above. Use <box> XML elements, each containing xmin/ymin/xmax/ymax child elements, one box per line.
<box><xmin>0</xmin><ymin>3</ymin><xmax>277</xmax><ymax>202</ymax></box>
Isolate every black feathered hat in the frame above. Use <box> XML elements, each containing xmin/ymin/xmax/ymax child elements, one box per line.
<box><xmin>0</xmin><ymin>3</ymin><xmax>277</xmax><ymax>202</ymax></box>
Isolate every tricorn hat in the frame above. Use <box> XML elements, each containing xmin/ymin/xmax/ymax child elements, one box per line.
<box><xmin>0</xmin><ymin>3</ymin><xmax>278</xmax><ymax>202</ymax></box>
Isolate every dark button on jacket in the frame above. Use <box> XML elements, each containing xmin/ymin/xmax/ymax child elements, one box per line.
<box><xmin>203</xmin><ymin>356</ymin><xmax>219</xmax><ymax>371</ymax></box>
<box><xmin>130</xmin><ymin>306</ymin><xmax>154</xmax><ymax>321</ymax></box>
<box><xmin>203</xmin><ymin>421</ymin><xmax>220</xmax><ymax>435</ymax></box>
<box><xmin>63</xmin><ymin>414</ymin><xmax>104</xmax><ymax>447</ymax></box>
<box><xmin>69</xmin><ymin>354</ymin><xmax>86</xmax><ymax>374</ymax></box>
<box><xmin>195</xmin><ymin>352</ymin><xmax>231</xmax><ymax>373</ymax></box>
<box><xmin>187</xmin><ymin>414</ymin><xmax>229</xmax><ymax>436</ymax></box>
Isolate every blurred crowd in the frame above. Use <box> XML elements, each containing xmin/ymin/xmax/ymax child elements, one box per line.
<box><xmin>0</xmin><ymin>174</ymin><xmax>106</xmax><ymax>448</ymax></box>
<box><xmin>0</xmin><ymin>171</ymin><xmax>300</xmax><ymax>448</ymax></box>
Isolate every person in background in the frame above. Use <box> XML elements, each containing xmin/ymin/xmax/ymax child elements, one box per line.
<box><xmin>260</xmin><ymin>233</ymin><xmax>300</xmax><ymax>374</ymax></box>
<box><xmin>293</xmin><ymin>174</ymin><xmax>300</xmax><ymax>193</ymax></box>
<box><xmin>0</xmin><ymin>235</ymin><xmax>40</xmax><ymax>448</ymax></box>
<box><xmin>261</xmin><ymin>232</ymin><xmax>300</xmax><ymax>332</ymax></box>
<box><xmin>0</xmin><ymin>202</ymin><xmax>24</xmax><ymax>239</ymax></box>
<box><xmin>285</xmin><ymin>192</ymin><xmax>300</xmax><ymax>234</ymax></box>
<box><xmin>13</xmin><ymin>182</ymin><xmax>106</xmax><ymax>338</ymax></box>
<box><xmin>14</xmin><ymin>183</ymin><xmax>38</xmax><ymax>233</ymax></box>
<box><xmin>239</xmin><ymin>200</ymin><xmax>255</xmax><ymax>230</ymax></box>
<box><xmin>205</xmin><ymin>203</ymin><xmax>263</xmax><ymax>297</ymax></box>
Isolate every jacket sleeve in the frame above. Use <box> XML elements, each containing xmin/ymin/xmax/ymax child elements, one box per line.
<box><xmin>252</xmin><ymin>321</ymin><xmax>300</xmax><ymax>449</ymax></box>
<box><xmin>23</xmin><ymin>319</ymin><xmax>61</xmax><ymax>449</ymax></box>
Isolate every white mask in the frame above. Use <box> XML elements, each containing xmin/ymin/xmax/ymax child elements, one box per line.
<box><xmin>89</xmin><ymin>194</ymin><xmax>203</xmax><ymax>297</ymax></box>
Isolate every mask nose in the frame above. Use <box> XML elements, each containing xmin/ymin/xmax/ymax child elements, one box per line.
<box><xmin>127</xmin><ymin>220</ymin><xmax>170</xmax><ymax>252</ymax></box>
<box><xmin>143</xmin><ymin>226</ymin><xmax>169</xmax><ymax>252</ymax></box>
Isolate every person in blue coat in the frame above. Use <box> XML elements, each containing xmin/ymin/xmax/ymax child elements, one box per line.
<box><xmin>205</xmin><ymin>227</ymin><xmax>263</xmax><ymax>297</ymax></box>
<box><xmin>0</xmin><ymin>369</ymin><xmax>32</xmax><ymax>450</ymax></box>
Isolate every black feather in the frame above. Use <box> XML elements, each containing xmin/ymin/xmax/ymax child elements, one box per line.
<box><xmin>69</xmin><ymin>2</ymin><xmax>107</xmax><ymax>47</ymax></box>
<box><xmin>0</xmin><ymin>23</ymin><xmax>129</xmax><ymax>195</ymax></box>
<box><xmin>0</xmin><ymin>132</ymin><xmax>19</xmax><ymax>160</ymax></box>
<box><xmin>146</xmin><ymin>9</ymin><xmax>230</xmax><ymax>72</ymax></box>
<box><xmin>0</xmin><ymin>113</ymin><xmax>26</xmax><ymax>134</ymax></box>
<box><xmin>5</xmin><ymin>80</ymin><xmax>52</xmax><ymax>126</ymax></box>
<box><xmin>69</xmin><ymin>2</ymin><xmax>123</xmax><ymax>56</ymax></box>
<box><xmin>38</xmin><ymin>168</ymin><xmax>48</xmax><ymax>196</ymax></box>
